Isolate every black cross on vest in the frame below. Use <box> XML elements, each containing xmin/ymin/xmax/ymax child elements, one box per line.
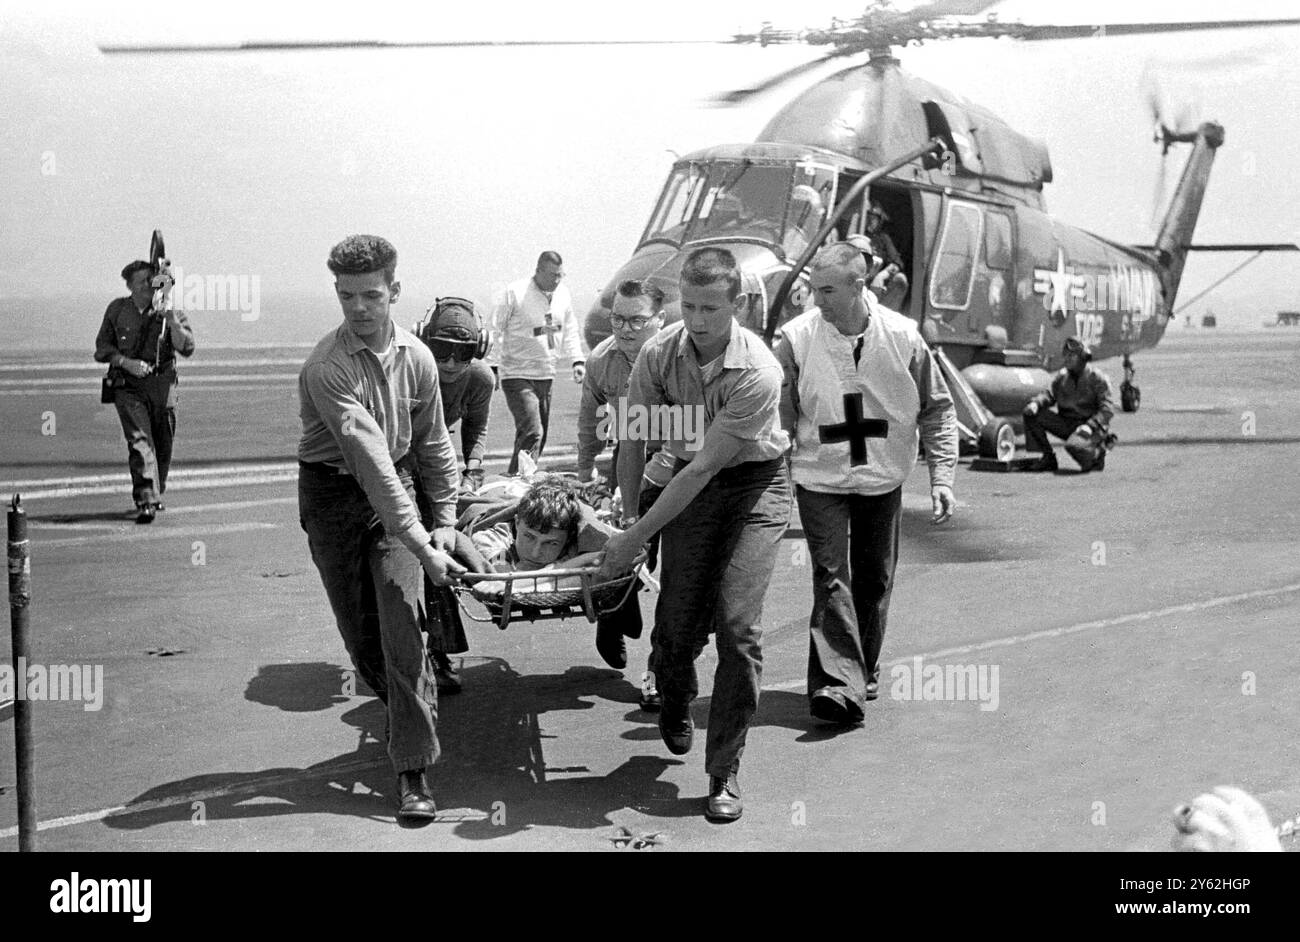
<box><xmin>818</xmin><ymin>392</ymin><xmax>889</xmax><ymax>467</ymax></box>
<box><xmin>533</xmin><ymin>311</ymin><xmax>561</xmax><ymax>350</ymax></box>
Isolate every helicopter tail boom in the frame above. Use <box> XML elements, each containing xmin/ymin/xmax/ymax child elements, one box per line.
<box><xmin>1152</xmin><ymin>121</ymin><xmax>1224</xmax><ymax>311</ymax></box>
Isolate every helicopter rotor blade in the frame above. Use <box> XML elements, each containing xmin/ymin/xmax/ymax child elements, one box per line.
<box><xmin>901</xmin><ymin>0</ymin><xmax>1002</xmax><ymax>15</ymax></box>
<box><xmin>711</xmin><ymin>52</ymin><xmax>844</xmax><ymax>107</ymax></box>
<box><xmin>98</xmin><ymin>37</ymin><xmax>720</xmax><ymax>55</ymax></box>
<box><xmin>1015</xmin><ymin>18</ymin><xmax>1300</xmax><ymax>41</ymax></box>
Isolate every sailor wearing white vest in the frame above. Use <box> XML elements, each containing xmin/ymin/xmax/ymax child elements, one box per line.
<box><xmin>487</xmin><ymin>251</ymin><xmax>586</xmax><ymax>474</ymax></box>
<box><xmin>775</xmin><ymin>242</ymin><xmax>958</xmax><ymax>726</ymax></box>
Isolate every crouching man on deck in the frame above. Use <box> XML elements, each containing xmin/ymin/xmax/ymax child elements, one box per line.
<box><xmin>297</xmin><ymin>234</ymin><xmax>465</xmax><ymax>825</ymax></box>
<box><xmin>1023</xmin><ymin>337</ymin><xmax>1117</xmax><ymax>473</ymax></box>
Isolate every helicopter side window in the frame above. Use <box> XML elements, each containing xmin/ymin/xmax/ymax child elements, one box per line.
<box><xmin>929</xmin><ymin>201</ymin><xmax>983</xmax><ymax>311</ymax></box>
<box><xmin>985</xmin><ymin>211</ymin><xmax>1013</xmax><ymax>270</ymax></box>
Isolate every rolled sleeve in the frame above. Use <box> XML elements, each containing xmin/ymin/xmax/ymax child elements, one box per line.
<box><xmin>910</xmin><ymin>340</ymin><xmax>958</xmax><ymax>490</ymax></box>
<box><xmin>169</xmin><ymin>309</ymin><xmax>197</xmax><ymax>357</ymax></box>
<box><xmin>300</xmin><ymin>362</ymin><xmax>431</xmax><ymax>553</ymax></box>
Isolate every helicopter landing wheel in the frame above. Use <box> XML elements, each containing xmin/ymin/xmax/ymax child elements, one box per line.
<box><xmin>977</xmin><ymin>419</ymin><xmax>1017</xmax><ymax>462</ymax></box>
<box><xmin>1120</xmin><ymin>381</ymin><xmax>1140</xmax><ymax>413</ymax></box>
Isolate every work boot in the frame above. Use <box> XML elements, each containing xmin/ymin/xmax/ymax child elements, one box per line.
<box><xmin>658</xmin><ymin>699</ymin><xmax>694</xmax><ymax>755</ymax></box>
<box><xmin>1024</xmin><ymin>453</ymin><xmax>1058</xmax><ymax>473</ymax></box>
<box><xmin>595</xmin><ymin>620</ymin><xmax>628</xmax><ymax>669</ymax></box>
<box><xmin>135</xmin><ymin>502</ymin><xmax>156</xmax><ymax>524</ymax></box>
<box><xmin>430</xmin><ymin>651</ymin><xmax>462</xmax><ymax>693</ymax></box>
<box><xmin>396</xmin><ymin>768</ymin><xmax>437</xmax><ymax>825</ymax></box>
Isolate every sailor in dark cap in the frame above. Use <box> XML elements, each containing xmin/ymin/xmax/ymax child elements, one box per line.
<box><xmin>1023</xmin><ymin>336</ymin><xmax>1117</xmax><ymax>472</ymax></box>
<box><xmin>413</xmin><ymin>297</ymin><xmax>495</xmax><ymax>691</ymax></box>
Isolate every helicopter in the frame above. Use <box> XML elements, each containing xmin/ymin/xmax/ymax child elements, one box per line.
<box><xmin>563</xmin><ymin>2</ymin><xmax>1300</xmax><ymax>457</ymax></box>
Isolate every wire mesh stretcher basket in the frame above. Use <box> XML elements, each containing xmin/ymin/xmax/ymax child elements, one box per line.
<box><xmin>453</xmin><ymin>549</ymin><xmax>647</xmax><ymax>630</ymax></box>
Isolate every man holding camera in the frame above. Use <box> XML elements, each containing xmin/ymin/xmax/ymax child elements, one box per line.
<box><xmin>1023</xmin><ymin>336</ymin><xmax>1116</xmax><ymax>473</ymax></box>
<box><xmin>94</xmin><ymin>260</ymin><xmax>196</xmax><ymax>524</ymax></box>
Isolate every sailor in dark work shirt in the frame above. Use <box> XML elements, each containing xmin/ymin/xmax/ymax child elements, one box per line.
<box><xmin>412</xmin><ymin>298</ymin><xmax>495</xmax><ymax>691</ymax></box>
<box><xmin>94</xmin><ymin>259</ymin><xmax>196</xmax><ymax>523</ymax></box>
<box><xmin>1023</xmin><ymin>336</ymin><xmax>1117</xmax><ymax>472</ymax></box>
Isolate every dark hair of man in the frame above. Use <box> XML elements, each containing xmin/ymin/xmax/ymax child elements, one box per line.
<box><xmin>515</xmin><ymin>477</ymin><xmax>583</xmax><ymax>543</ymax></box>
<box><xmin>811</xmin><ymin>242</ymin><xmax>868</xmax><ymax>279</ymax></box>
<box><xmin>536</xmin><ymin>250</ymin><xmax>563</xmax><ymax>269</ymax></box>
<box><xmin>681</xmin><ymin>247</ymin><xmax>742</xmax><ymax>301</ymax></box>
<box><xmin>327</xmin><ymin>234</ymin><xmax>398</xmax><ymax>284</ymax></box>
<box><xmin>121</xmin><ymin>260</ymin><xmax>152</xmax><ymax>284</ymax></box>
<box><xmin>615</xmin><ymin>278</ymin><xmax>665</xmax><ymax>312</ymax></box>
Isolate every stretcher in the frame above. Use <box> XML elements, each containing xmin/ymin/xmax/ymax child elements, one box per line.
<box><xmin>450</xmin><ymin>470</ymin><xmax>645</xmax><ymax>630</ymax></box>
<box><xmin>453</xmin><ymin>549</ymin><xmax>647</xmax><ymax>631</ymax></box>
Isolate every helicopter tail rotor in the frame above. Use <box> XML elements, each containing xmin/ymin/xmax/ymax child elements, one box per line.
<box><xmin>1142</xmin><ymin>65</ymin><xmax>1203</xmax><ymax>229</ymax></box>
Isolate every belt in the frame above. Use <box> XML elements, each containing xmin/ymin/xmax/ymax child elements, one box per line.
<box><xmin>715</xmin><ymin>457</ymin><xmax>784</xmax><ymax>479</ymax></box>
<box><xmin>299</xmin><ymin>460</ymin><xmax>351</xmax><ymax>477</ymax></box>
<box><xmin>670</xmin><ymin>456</ymin><xmax>784</xmax><ymax>483</ymax></box>
<box><xmin>298</xmin><ymin>453</ymin><xmax>416</xmax><ymax>477</ymax></box>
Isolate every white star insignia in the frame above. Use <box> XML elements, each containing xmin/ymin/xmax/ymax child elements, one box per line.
<box><xmin>1034</xmin><ymin>249</ymin><xmax>1085</xmax><ymax>320</ymax></box>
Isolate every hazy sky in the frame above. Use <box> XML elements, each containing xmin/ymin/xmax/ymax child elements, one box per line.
<box><xmin>2</xmin><ymin>0</ymin><xmax>1298</xmax><ymax>346</ymax></box>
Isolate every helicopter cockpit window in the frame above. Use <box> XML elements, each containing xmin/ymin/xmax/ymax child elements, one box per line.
<box><xmin>643</xmin><ymin>164</ymin><xmax>708</xmax><ymax>245</ymax></box>
<box><xmin>781</xmin><ymin>166</ymin><xmax>835</xmax><ymax>259</ymax></box>
<box><xmin>929</xmin><ymin>201</ymin><xmax>983</xmax><ymax>311</ymax></box>
<box><xmin>692</xmin><ymin>163</ymin><xmax>794</xmax><ymax>243</ymax></box>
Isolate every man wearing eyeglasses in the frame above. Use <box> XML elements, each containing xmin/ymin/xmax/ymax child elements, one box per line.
<box><xmin>488</xmin><ymin>251</ymin><xmax>586</xmax><ymax>474</ymax></box>
<box><xmin>576</xmin><ymin>279</ymin><xmax>665</xmax><ymax>687</ymax></box>
<box><xmin>413</xmin><ymin>298</ymin><xmax>495</xmax><ymax>692</ymax></box>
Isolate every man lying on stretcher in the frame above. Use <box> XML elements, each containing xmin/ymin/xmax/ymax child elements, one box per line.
<box><xmin>454</xmin><ymin>475</ymin><xmax>646</xmax><ymax>669</ymax></box>
<box><xmin>467</xmin><ymin>477</ymin><xmax>609</xmax><ymax>587</ymax></box>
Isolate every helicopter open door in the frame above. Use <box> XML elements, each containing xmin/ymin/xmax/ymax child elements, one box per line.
<box><xmin>833</xmin><ymin>177</ymin><xmax>918</xmax><ymax>317</ymax></box>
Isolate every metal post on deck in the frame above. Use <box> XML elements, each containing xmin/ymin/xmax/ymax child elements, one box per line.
<box><xmin>7</xmin><ymin>494</ymin><xmax>37</xmax><ymax>851</ymax></box>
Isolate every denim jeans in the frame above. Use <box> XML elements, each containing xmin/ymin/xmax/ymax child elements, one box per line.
<box><xmin>654</xmin><ymin>458</ymin><xmax>791</xmax><ymax>778</ymax></box>
<box><xmin>299</xmin><ymin>465</ymin><xmax>439</xmax><ymax>774</ymax></box>
<box><xmin>795</xmin><ymin>485</ymin><xmax>902</xmax><ymax>707</ymax></box>
<box><xmin>501</xmin><ymin>378</ymin><xmax>553</xmax><ymax>474</ymax></box>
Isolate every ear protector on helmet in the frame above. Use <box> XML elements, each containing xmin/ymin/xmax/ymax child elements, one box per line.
<box><xmin>415</xmin><ymin>296</ymin><xmax>490</xmax><ymax>360</ymax></box>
